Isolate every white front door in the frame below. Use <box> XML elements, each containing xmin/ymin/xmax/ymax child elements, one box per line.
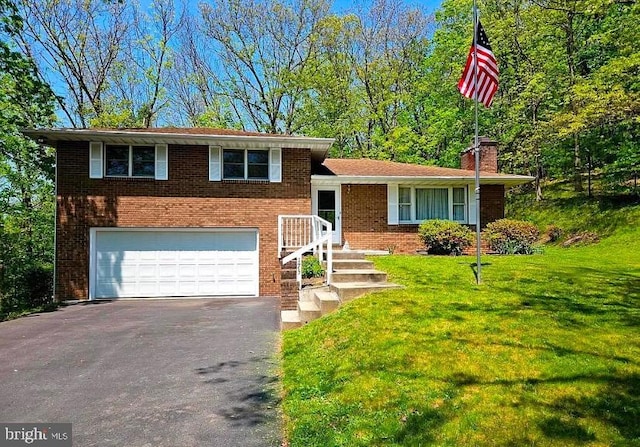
<box><xmin>312</xmin><ymin>186</ymin><xmax>341</xmax><ymax>245</ymax></box>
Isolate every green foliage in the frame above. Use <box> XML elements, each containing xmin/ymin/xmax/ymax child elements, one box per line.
<box><xmin>1</xmin><ymin>0</ymin><xmax>56</xmax><ymax>319</ymax></box>
<box><xmin>301</xmin><ymin>255</ymin><xmax>324</xmax><ymax>279</ymax></box>
<box><xmin>283</xmin><ymin>215</ymin><xmax>640</xmax><ymax>446</ymax></box>
<box><xmin>0</xmin><ymin>263</ymin><xmax>54</xmax><ymax>320</ymax></box>
<box><xmin>418</xmin><ymin>219</ymin><xmax>473</xmax><ymax>256</ymax></box>
<box><xmin>507</xmin><ymin>178</ymin><xmax>640</xmax><ymax>238</ymax></box>
<box><xmin>484</xmin><ymin>218</ymin><xmax>540</xmax><ymax>254</ymax></box>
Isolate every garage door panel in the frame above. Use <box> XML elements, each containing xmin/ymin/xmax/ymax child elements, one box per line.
<box><xmin>139</xmin><ymin>251</ymin><xmax>158</xmax><ymax>261</ymax></box>
<box><xmin>158</xmin><ymin>281</ymin><xmax>178</xmax><ymax>295</ymax></box>
<box><xmin>94</xmin><ymin>230</ymin><xmax>258</xmax><ymax>298</ymax></box>
<box><xmin>158</xmin><ymin>251</ymin><xmax>178</xmax><ymax>261</ymax></box>
<box><xmin>158</xmin><ymin>264</ymin><xmax>178</xmax><ymax>277</ymax></box>
<box><xmin>138</xmin><ymin>282</ymin><xmax>158</xmax><ymax>295</ymax></box>
<box><xmin>235</xmin><ymin>281</ymin><xmax>257</xmax><ymax>295</ymax></box>
<box><xmin>178</xmin><ymin>282</ymin><xmax>197</xmax><ymax>295</ymax></box>
<box><xmin>138</xmin><ymin>265</ymin><xmax>157</xmax><ymax>278</ymax></box>
<box><xmin>178</xmin><ymin>251</ymin><xmax>198</xmax><ymax>261</ymax></box>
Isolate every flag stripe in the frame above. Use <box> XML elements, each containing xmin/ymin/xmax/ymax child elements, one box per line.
<box><xmin>457</xmin><ymin>21</ymin><xmax>498</xmax><ymax>108</ymax></box>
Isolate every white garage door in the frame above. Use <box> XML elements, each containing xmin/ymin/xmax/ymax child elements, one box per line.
<box><xmin>92</xmin><ymin>230</ymin><xmax>259</xmax><ymax>298</ymax></box>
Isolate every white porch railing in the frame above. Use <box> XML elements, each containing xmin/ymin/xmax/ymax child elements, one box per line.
<box><xmin>278</xmin><ymin>215</ymin><xmax>333</xmax><ymax>286</ymax></box>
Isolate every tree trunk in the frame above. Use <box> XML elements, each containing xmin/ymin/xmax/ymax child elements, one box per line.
<box><xmin>564</xmin><ymin>11</ymin><xmax>582</xmax><ymax>193</ymax></box>
<box><xmin>535</xmin><ymin>156</ymin><xmax>544</xmax><ymax>201</ymax></box>
<box><xmin>573</xmin><ymin>133</ymin><xmax>583</xmax><ymax>192</ymax></box>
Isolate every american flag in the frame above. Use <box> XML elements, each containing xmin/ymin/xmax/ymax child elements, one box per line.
<box><xmin>458</xmin><ymin>21</ymin><xmax>499</xmax><ymax>107</ymax></box>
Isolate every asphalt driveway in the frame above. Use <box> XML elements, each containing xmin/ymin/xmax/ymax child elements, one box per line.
<box><xmin>0</xmin><ymin>298</ymin><xmax>281</xmax><ymax>446</ymax></box>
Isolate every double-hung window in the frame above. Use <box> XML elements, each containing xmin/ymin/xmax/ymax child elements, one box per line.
<box><xmin>398</xmin><ymin>186</ymin><xmax>467</xmax><ymax>223</ymax></box>
<box><xmin>399</xmin><ymin>187</ymin><xmax>412</xmax><ymax>221</ymax></box>
<box><xmin>105</xmin><ymin>145</ymin><xmax>155</xmax><ymax>177</ymax></box>
<box><xmin>223</xmin><ymin>149</ymin><xmax>269</xmax><ymax>180</ymax></box>
<box><xmin>453</xmin><ymin>187</ymin><xmax>466</xmax><ymax>221</ymax></box>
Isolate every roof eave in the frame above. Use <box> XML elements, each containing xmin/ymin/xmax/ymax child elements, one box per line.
<box><xmin>311</xmin><ymin>174</ymin><xmax>535</xmax><ymax>187</ymax></box>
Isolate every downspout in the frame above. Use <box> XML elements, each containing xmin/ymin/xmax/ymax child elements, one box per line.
<box><xmin>53</xmin><ymin>145</ymin><xmax>58</xmax><ymax>302</ymax></box>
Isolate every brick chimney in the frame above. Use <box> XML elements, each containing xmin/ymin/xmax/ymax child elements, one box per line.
<box><xmin>460</xmin><ymin>137</ymin><xmax>498</xmax><ymax>173</ymax></box>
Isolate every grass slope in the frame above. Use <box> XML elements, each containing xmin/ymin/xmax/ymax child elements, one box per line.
<box><xmin>282</xmin><ymin>189</ymin><xmax>640</xmax><ymax>446</ymax></box>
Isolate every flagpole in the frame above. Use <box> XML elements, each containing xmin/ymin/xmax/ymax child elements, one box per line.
<box><xmin>473</xmin><ymin>1</ymin><xmax>482</xmax><ymax>284</ymax></box>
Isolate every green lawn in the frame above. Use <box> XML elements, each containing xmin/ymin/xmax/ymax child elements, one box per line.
<box><xmin>281</xmin><ymin>202</ymin><xmax>640</xmax><ymax>446</ymax></box>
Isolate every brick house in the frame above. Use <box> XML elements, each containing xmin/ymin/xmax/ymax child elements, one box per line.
<box><xmin>24</xmin><ymin>128</ymin><xmax>532</xmax><ymax>304</ymax></box>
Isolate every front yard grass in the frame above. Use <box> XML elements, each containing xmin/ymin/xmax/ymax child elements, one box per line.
<box><xmin>281</xmin><ymin>224</ymin><xmax>640</xmax><ymax>446</ymax></box>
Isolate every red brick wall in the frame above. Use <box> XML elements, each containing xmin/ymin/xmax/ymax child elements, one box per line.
<box><xmin>480</xmin><ymin>185</ymin><xmax>505</xmax><ymax>225</ymax></box>
<box><xmin>341</xmin><ymin>184</ymin><xmax>422</xmax><ymax>253</ymax></box>
<box><xmin>340</xmin><ymin>184</ymin><xmax>505</xmax><ymax>254</ymax></box>
<box><xmin>460</xmin><ymin>138</ymin><xmax>498</xmax><ymax>173</ymax></box>
<box><xmin>56</xmin><ymin>141</ymin><xmax>311</xmax><ymax>301</ymax></box>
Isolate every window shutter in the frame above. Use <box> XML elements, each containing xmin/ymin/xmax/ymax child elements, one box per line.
<box><xmin>269</xmin><ymin>147</ymin><xmax>282</xmax><ymax>182</ymax></box>
<box><xmin>155</xmin><ymin>144</ymin><xmax>168</xmax><ymax>180</ymax></box>
<box><xmin>387</xmin><ymin>184</ymin><xmax>399</xmax><ymax>225</ymax></box>
<box><xmin>468</xmin><ymin>185</ymin><xmax>477</xmax><ymax>225</ymax></box>
<box><xmin>89</xmin><ymin>142</ymin><xmax>103</xmax><ymax>179</ymax></box>
<box><xmin>209</xmin><ymin>146</ymin><xmax>221</xmax><ymax>181</ymax></box>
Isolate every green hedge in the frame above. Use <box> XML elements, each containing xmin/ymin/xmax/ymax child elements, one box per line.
<box><xmin>418</xmin><ymin>220</ymin><xmax>474</xmax><ymax>256</ymax></box>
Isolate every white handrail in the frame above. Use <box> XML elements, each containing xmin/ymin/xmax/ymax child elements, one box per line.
<box><xmin>279</xmin><ymin>215</ymin><xmax>333</xmax><ymax>286</ymax></box>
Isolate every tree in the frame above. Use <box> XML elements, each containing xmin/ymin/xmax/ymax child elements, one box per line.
<box><xmin>98</xmin><ymin>0</ymin><xmax>185</xmax><ymax>128</ymax></box>
<box><xmin>297</xmin><ymin>0</ymin><xmax>431</xmax><ymax>159</ymax></box>
<box><xmin>17</xmin><ymin>0</ymin><xmax>130</xmax><ymax>128</ymax></box>
<box><xmin>0</xmin><ymin>0</ymin><xmax>56</xmax><ymax>315</ymax></box>
<box><xmin>197</xmin><ymin>0</ymin><xmax>331</xmax><ymax>134</ymax></box>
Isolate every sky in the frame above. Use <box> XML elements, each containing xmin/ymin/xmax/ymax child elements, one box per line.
<box><xmin>331</xmin><ymin>0</ymin><xmax>443</xmax><ymax>14</ymax></box>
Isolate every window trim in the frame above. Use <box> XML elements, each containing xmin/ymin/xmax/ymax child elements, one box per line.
<box><xmin>104</xmin><ymin>144</ymin><xmax>156</xmax><ymax>178</ymax></box>
<box><xmin>222</xmin><ymin>148</ymin><xmax>270</xmax><ymax>181</ymax></box>
<box><xmin>398</xmin><ymin>185</ymin><xmax>467</xmax><ymax>224</ymax></box>
<box><xmin>398</xmin><ymin>186</ymin><xmax>413</xmax><ymax>222</ymax></box>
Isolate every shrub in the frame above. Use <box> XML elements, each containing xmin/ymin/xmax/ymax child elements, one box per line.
<box><xmin>418</xmin><ymin>220</ymin><xmax>474</xmax><ymax>256</ymax></box>
<box><xmin>0</xmin><ymin>262</ymin><xmax>54</xmax><ymax>320</ymax></box>
<box><xmin>301</xmin><ymin>255</ymin><xmax>324</xmax><ymax>279</ymax></box>
<box><xmin>546</xmin><ymin>225</ymin><xmax>563</xmax><ymax>243</ymax></box>
<box><xmin>484</xmin><ymin>219</ymin><xmax>540</xmax><ymax>254</ymax></box>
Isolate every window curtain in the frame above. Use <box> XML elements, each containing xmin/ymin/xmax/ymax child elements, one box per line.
<box><xmin>416</xmin><ymin>188</ymin><xmax>448</xmax><ymax>220</ymax></box>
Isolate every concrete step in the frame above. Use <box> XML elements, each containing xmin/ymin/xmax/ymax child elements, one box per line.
<box><xmin>313</xmin><ymin>290</ymin><xmax>341</xmax><ymax>315</ymax></box>
<box><xmin>332</xmin><ymin>259</ymin><xmax>375</xmax><ymax>270</ymax></box>
<box><xmin>299</xmin><ymin>285</ymin><xmax>325</xmax><ymax>302</ymax></box>
<box><xmin>331</xmin><ymin>269</ymin><xmax>388</xmax><ymax>283</ymax></box>
<box><xmin>298</xmin><ymin>300</ymin><xmax>322</xmax><ymax>323</ymax></box>
<box><xmin>281</xmin><ymin>310</ymin><xmax>302</xmax><ymax>330</ymax></box>
<box><xmin>331</xmin><ymin>250</ymin><xmax>366</xmax><ymax>260</ymax></box>
<box><xmin>330</xmin><ymin>282</ymin><xmax>402</xmax><ymax>302</ymax></box>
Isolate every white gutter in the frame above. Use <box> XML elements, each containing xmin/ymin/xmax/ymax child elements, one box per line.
<box><xmin>311</xmin><ymin>174</ymin><xmax>534</xmax><ymax>187</ymax></box>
